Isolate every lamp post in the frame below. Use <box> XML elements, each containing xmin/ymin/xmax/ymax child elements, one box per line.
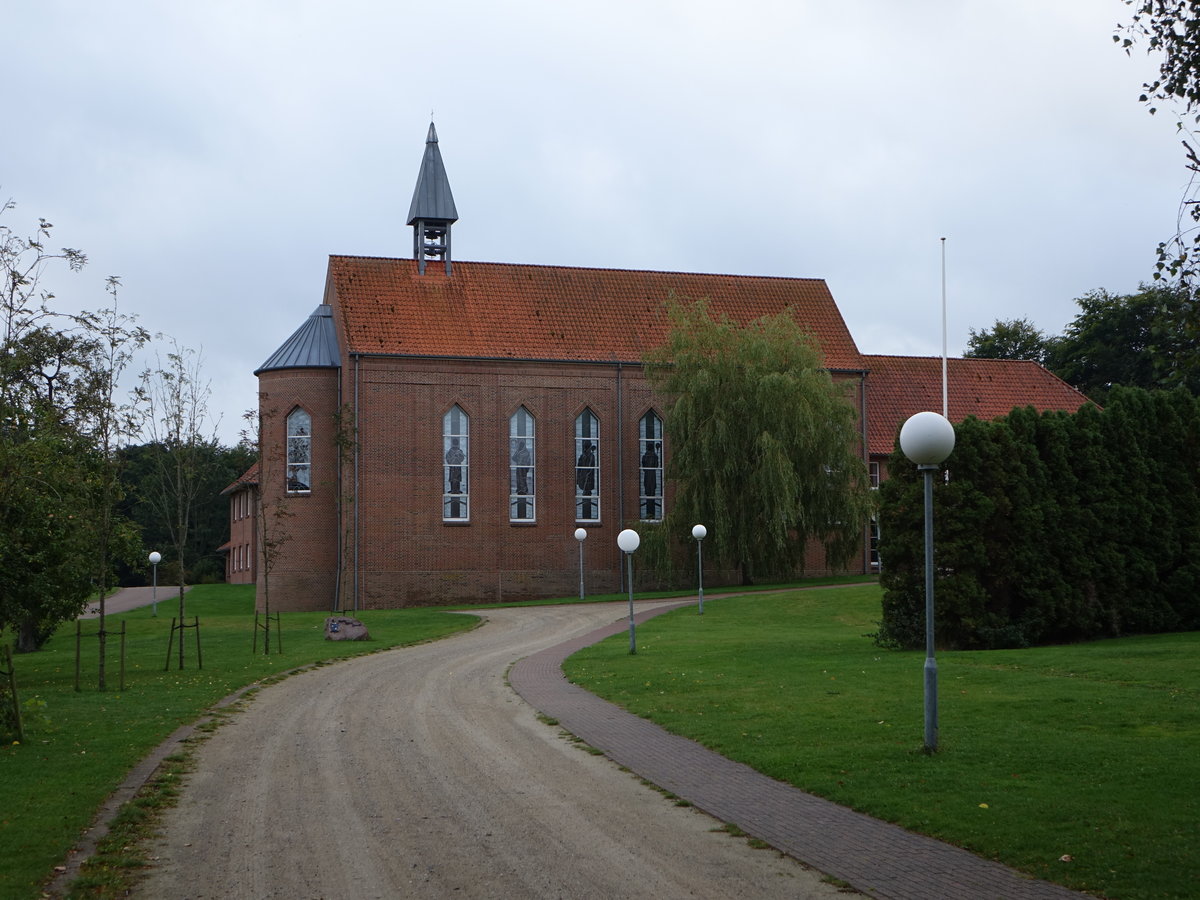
<box><xmin>691</xmin><ymin>524</ymin><xmax>707</xmax><ymax>615</ymax></box>
<box><xmin>148</xmin><ymin>551</ymin><xmax>162</xmax><ymax>617</ymax></box>
<box><xmin>898</xmin><ymin>411</ymin><xmax>956</xmax><ymax>753</ymax></box>
<box><xmin>617</xmin><ymin>529</ymin><xmax>640</xmax><ymax>654</ymax></box>
<box><xmin>574</xmin><ymin>528</ymin><xmax>587</xmax><ymax>601</ymax></box>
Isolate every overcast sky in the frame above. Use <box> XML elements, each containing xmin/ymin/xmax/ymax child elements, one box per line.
<box><xmin>3</xmin><ymin>0</ymin><xmax>1182</xmax><ymax>446</ymax></box>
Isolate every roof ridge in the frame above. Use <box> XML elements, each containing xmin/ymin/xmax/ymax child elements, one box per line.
<box><xmin>866</xmin><ymin>353</ymin><xmax>1049</xmax><ymax>366</ymax></box>
<box><xmin>327</xmin><ymin>254</ymin><xmax>831</xmax><ymax>284</ymax></box>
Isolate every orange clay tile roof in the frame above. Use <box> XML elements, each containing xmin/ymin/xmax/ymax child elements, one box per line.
<box><xmin>864</xmin><ymin>355</ymin><xmax>1093</xmax><ymax>456</ymax></box>
<box><xmin>326</xmin><ymin>256</ymin><xmax>866</xmax><ymax>371</ymax></box>
<box><xmin>220</xmin><ymin>461</ymin><xmax>259</xmax><ymax>495</ymax></box>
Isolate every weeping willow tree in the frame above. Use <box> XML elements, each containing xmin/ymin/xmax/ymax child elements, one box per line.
<box><xmin>644</xmin><ymin>297</ymin><xmax>873</xmax><ymax>584</ymax></box>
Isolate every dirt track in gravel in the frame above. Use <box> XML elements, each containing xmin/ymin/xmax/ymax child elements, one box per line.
<box><xmin>133</xmin><ymin>603</ymin><xmax>845</xmax><ymax>899</ymax></box>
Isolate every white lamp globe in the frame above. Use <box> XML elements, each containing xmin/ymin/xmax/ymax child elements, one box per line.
<box><xmin>617</xmin><ymin>529</ymin><xmax>641</xmax><ymax>553</ymax></box>
<box><xmin>899</xmin><ymin>411</ymin><xmax>956</xmax><ymax>466</ymax></box>
<box><xmin>574</xmin><ymin>528</ymin><xmax>587</xmax><ymax>541</ymax></box>
<box><xmin>148</xmin><ymin>551</ymin><xmax>162</xmax><ymax>565</ymax></box>
<box><xmin>692</xmin><ymin>524</ymin><xmax>707</xmax><ymax>540</ymax></box>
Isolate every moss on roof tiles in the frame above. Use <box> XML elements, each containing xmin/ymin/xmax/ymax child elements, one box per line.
<box><xmin>327</xmin><ymin>257</ymin><xmax>865</xmax><ymax>370</ymax></box>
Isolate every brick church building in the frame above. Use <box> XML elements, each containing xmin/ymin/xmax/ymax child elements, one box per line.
<box><xmin>225</xmin><ymin>125</ymin><xmax>1089</xmax><ymax>610</ymax></box>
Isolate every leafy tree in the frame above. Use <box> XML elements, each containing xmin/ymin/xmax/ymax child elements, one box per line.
<box><xmin>1116</xmin><ymin>2</ymin><xmax>1200</xmax><ymax>289</ymax></box>
<box><xmin>963</xmin><ymin>317</ymin><xmax>1056</xmax><ymax>365</ymax></box>
<box><xmin>1</xmin><ymin>204</ymin><xmax>101</xmax><ymax>651</ymax></box>
<box><xmin>1050</xmin><ymin>283</ymin><xmax>1198</xmax><ymax>403</ymax></box>
<box><xmin>962</xmin><ymin>284</ymin><xmax>1198</xmax><ymax>403</ymax></box>
<box><xmin>0</xmin><ymin>423</ymin><xmax>100</xmax><ymax>652</ymax></box>
<box><xmin>644</xmin><ymin>297</ymin><xmax>873</xmax><ymax>584</ymax></box>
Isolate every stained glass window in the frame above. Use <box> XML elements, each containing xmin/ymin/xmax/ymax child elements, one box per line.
<box><xmin>639</xmin><ymin>411</ymin><xmax>663</xmax><ymax>521</ymax></box>
<box><xmin>286</xmin><ymin>408</ymin><xmax>311</xmax><ymax>493</ymax></box>
<box><xmin>575</xmin><ymin>409</ymin><xmax>600</xmax><ymax>523</ymax></box>
<box><xmin>510</xmin><ymin>407</ymin><xmax>536</xmax><ymax>522</ymax></box>
<box><xmin>443</xmin><ymin>406</ymin><xmax>469</xmax><ymax>521</ymax></box>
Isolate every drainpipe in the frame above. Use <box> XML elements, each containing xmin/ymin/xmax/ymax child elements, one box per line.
<box><xmin>616</xmin><ymin>362</ymin><xmax>625</xmax><ymax>592</ymax></box>
<box><xmin>333</xmin><ymin>368</ymin><xmax>343</xmax><ymax>612</ymax></box>
<box><xmin>354</xmin><ymin>354</ymin><xmax>361</xmax><ymax>612</ymax></box>
<box><xmin>860</xmin><ymin>370</ymin><xmax>870</xmax><ymax>574</ymax></box>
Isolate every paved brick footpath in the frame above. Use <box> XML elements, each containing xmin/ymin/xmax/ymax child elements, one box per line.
<box><xmin>509</xmin><ymin>603</ymin><xmax>1089</xmax><ymax>900</ymax></box>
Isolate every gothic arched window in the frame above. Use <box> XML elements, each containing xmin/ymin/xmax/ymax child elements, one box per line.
<box><xmin>286</xmin><ymin>408</ymin><xmax>312</xmax><ymax>494</ymax></box>
<box><xmin>639</xmin><ymin>410</ymin><xmax>663</xmax><ymax>521</ymax></box>
<box><xmin>510</xmin><ymin>407</ymin><xmax>536</xmax><ymax>522</ymax></box>
<box><xmin>443</xmin><ymin>405</ymin><xmax>469</xmax><ymax>521</ymax></box>
<box><xmin>575</xmin><ymin>409</ymin><xmax>600</xmax><ymax>523</ymax></box>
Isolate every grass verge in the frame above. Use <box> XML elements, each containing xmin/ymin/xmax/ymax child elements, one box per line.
<box><xmin>0</xmin><ymin>585</ymin><xmax>478</xmax><ymax>899</ymax></box>
<box><xmin>562</xmin><ymin>584</ymin><xmax>1200</xmax><ymax>900</ymax></box>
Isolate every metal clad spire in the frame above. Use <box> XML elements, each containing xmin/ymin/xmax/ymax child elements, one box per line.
<box><xmin>407</xmin><ymin>122</ymin><xmax>458</xmax><ymax>274</ymax></box>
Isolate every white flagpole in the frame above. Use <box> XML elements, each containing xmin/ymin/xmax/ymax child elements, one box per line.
<box><xmin>941</xmin><ymin>237</ymin><xmax>948</xmax><ymax>419</ymax></box>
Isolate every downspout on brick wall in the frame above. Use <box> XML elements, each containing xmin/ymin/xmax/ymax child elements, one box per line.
<box><xmin>353</xmin><ymin>353</ymin><xmax>361</xmax><ymax>612</ymax></box>
<box><xmin>333</xmin><ymin>369</ymin><xmax>343</xmax><ymax>612</ymax></box>
<box><xmin>616</xmin><ymin>361</ymin><xmax>625</xmax><ymax>592</ymax></box>
<box><xmin>861</xmin><ymin>370</ymin><xmax>871</xmax><ymax>574</ymax></box>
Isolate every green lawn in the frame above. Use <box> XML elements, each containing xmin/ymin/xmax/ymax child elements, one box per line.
<box><xmin>563</xmin><ymin>585</ymin><xmax>1200</xmax><ymax>900</ymax></box>
<box><xmin>0</xmin><ymin>586</ymin><xmax>479</xmax><ymax>900</ymax></box>
<box><xmin>7</xmin><ymin>581</ymin><xmax>1196</xmax><ymax>899</ymax></box>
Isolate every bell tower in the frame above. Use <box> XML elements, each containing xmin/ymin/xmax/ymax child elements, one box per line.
<box><xmin>406</xmin><ymin>122</ymin><xmax>459</xmax><ymax>275</ymax></box>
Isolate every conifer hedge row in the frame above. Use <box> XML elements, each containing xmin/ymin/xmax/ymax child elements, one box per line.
<box><xmin>876</xmin><ymin>387</ymin><xmax>1200</xmax><ymax>649</ymax></box>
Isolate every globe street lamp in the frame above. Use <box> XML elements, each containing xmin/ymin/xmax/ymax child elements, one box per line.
<box><xmin>574</xmin><ymin>528</ymin><xmax>587</xmax><ymax>601</ymax></box>
<box><xmin>691</xmin><ymin>524</ymin><xmax>707</xmax><ymax>615</ymax></box>
<box><xmin>617</xmin><ymin>529</ymin><xmax>641</xmax><ymax>654</ymax></box>
<box><xmin>148</xmin><ymin>551</ymin><xmax>162</xmax><ymax>617</ymax></box>
<box><xmin>898</xmin><ymin>411</ymin><xmax>956</xmax><ymax>753</ymax></box>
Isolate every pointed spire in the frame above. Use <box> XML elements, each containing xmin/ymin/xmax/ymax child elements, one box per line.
<box><xmin>407</xmin><ymin>123</ymin><xmax>458</xmax><ymax>274</ymax></box>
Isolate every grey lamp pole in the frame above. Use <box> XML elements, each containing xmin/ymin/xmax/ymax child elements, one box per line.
<box><xmin>574</xmin><ymin>528</ymin><xmax>587</xmax><ymax>601</ymax></box>
<box><xmin>899</xmin><ymin>411</ymin><xmax>955</xmax><ymax>753</ymax></box>
<box><xmin>691</xmin><ymin>524</ymin><xmax>707</xmax><ymax>614</ymax></box>
<box><xmin>617</xmin><ymin>529</ymin><xmax>641</xmax><ymax>654</ymax></box>
<box><xmin>148</xmin><ymin>551</ymin><xmax>162</xmax><ymax>617</ymax></box>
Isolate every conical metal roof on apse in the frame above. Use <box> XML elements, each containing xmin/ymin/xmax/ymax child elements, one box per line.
<box><xmin>255</xmin><ymin>304</ymin><xmax>340</xmax><ymax>374</ymax></box>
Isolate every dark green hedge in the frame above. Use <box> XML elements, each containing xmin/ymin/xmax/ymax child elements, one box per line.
<box><xmin>877</xmin><ymin>387</ymin><xmax>1200</xmax><ymax>649</ymax></box>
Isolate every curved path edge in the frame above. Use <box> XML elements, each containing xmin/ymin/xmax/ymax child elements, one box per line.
<box><xmin>509</xmin><ymin>604</ymin><xmax>1088</xmax><ymax>900</ymax></box>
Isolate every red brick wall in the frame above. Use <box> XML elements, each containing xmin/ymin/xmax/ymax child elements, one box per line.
<box><xmin>226</xmin><ymin>485</ymin><xmax>258</xmax><ymax>584</ymax></box>
<box><xmin>255</xmin><ymin>357</ymin><xmax>870</xmax><ymax>611</ymax></box>
<box><xmin>341</xmin><ymin>357</ymin><xmax>867</xmax><ymax>609</ymax></box>
<box><xmin>256</xmin><ymin>368</ymin><xmax>341</xmax><ymax>612</ymax></box>
<box><xmin>344</xmin><ymin>357</ymin><xmax>641</xmax><ymax>607</ymax></box>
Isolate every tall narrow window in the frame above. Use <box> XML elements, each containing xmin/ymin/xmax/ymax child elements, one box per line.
<box><xmin>286</xmin><ymin>408</ymin><xmax>312</xmax><ymax>493</ymax></box>
<box><xmin>509</xmin><ymin>407</ymin><xmax>536</xmax><ymax>522</ymax></box>
<box><xmin>575</xmin><ymin>408</ymin><xmax>600</xmax><ymax>523</ymax></box>
<box><xmin>443</xmin><ymin>405</ymin><xmax>469</xmax><ymax>521</ymax></box>
<box><xmin>639</xmin><ymin>410</ymin><xmax>664</xmax><ymax>521</ymax></box>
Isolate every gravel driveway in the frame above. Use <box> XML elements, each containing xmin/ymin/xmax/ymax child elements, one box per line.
<box><xmin>134</xmin><ymin>603</ymin><xmax>844</xmax><ymax>899</ymax></box>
